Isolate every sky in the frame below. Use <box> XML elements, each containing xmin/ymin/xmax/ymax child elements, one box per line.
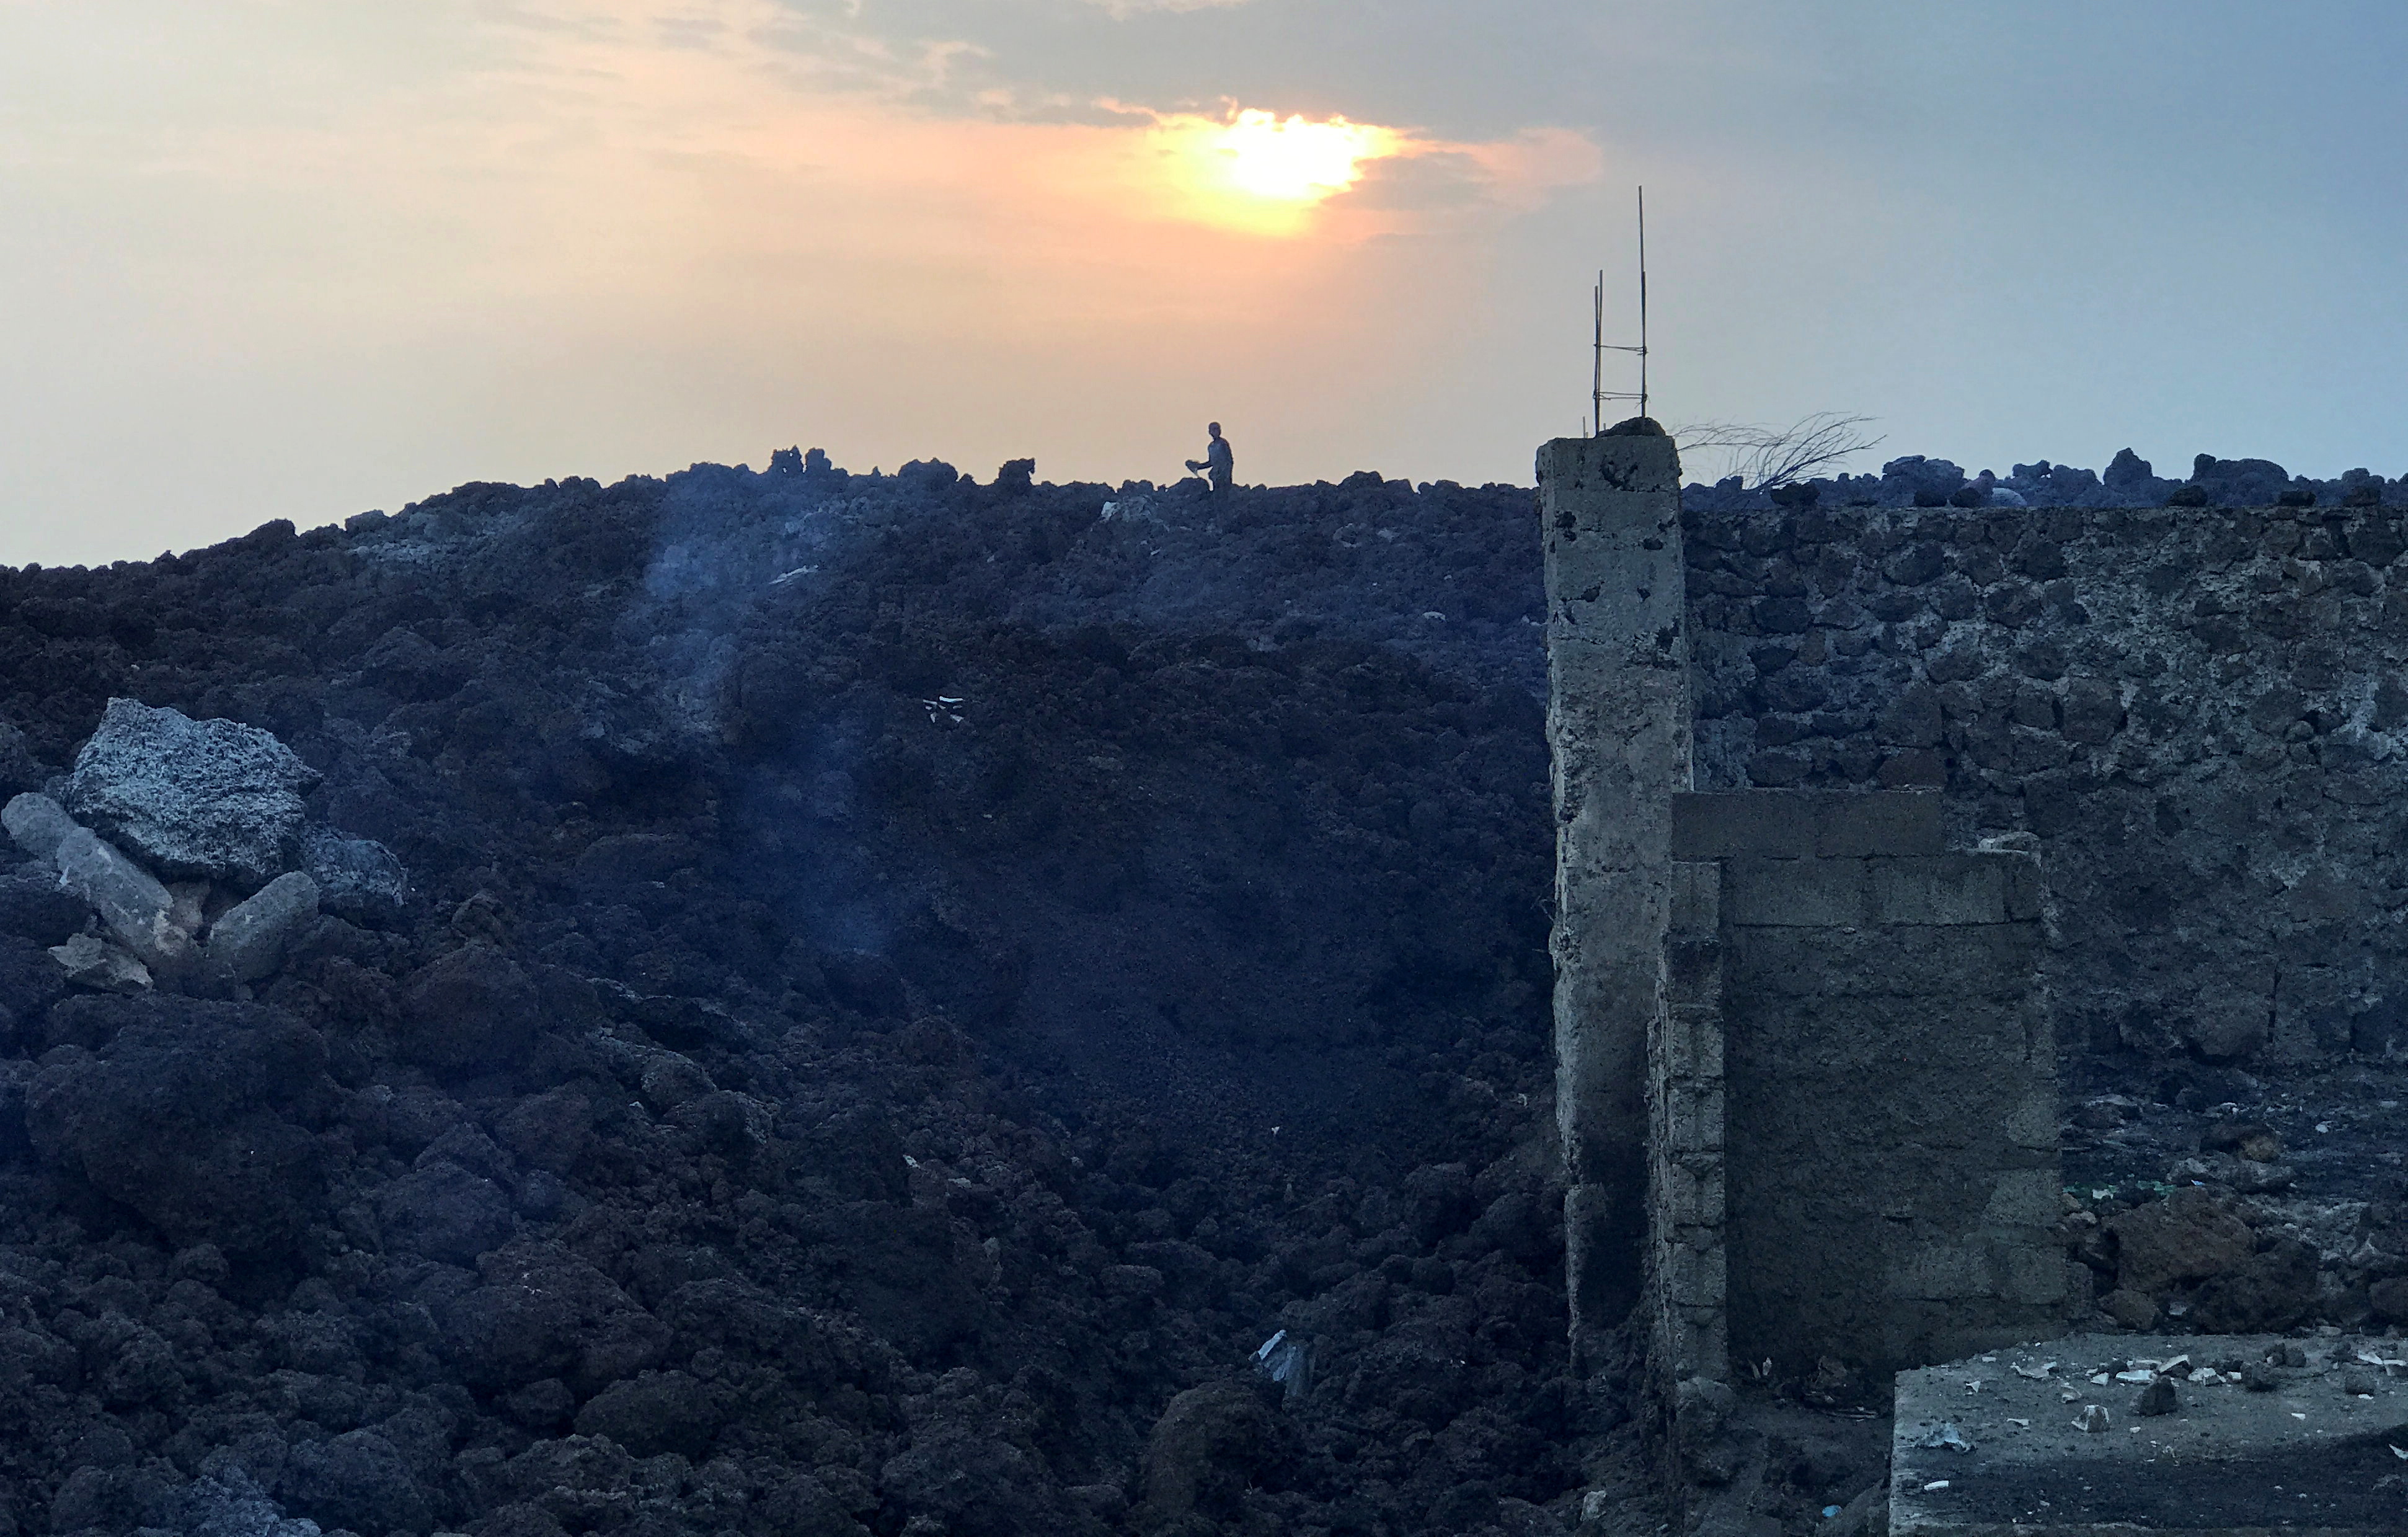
<box><xmin>2</xmin><ymin>1</ymin><xmax>2404</xmax><ymax>567</ymax></box>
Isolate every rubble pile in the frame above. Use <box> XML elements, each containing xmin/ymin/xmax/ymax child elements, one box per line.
<box><xmin>1684</xmin><ymin>449</ymin><xmax>2406</xmax><ymax>513</ymax></box>
<box><xmin>4</xmin><ymin>699</ymin><xmax>406</xmax><ymax>998</ymax></box>
<box><xmin>0</xmin><ymin>463</ymin><xmax>1593</xmax><ymax>1537</ymax></box>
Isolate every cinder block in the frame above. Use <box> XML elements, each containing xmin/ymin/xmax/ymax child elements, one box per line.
<box><xmin>1980</xmin><ymin>1168</ymin><xmax>2061</xmax><ymax>1228</ymax></box>
<box><xmin>2003</xmin><ymin>1089</ymin><xmax>2058</xmax><ymax>1149</ymax></box>
<box><xmin>1891</xmin><ymin>1242</ymin><xmax>1985</xmax><ymax>1301</ymax></box>
<box><xmin>1868</xmin><ymin>855</ymin><xmax>2009</xmax><ymax>925</ymax></box>
<box><xmin>1669</xmin><ymin>859</ymin><xmax>1720</xmax><ymax>933</ymax></box>
<box><xmin>1672</xmin><ymin>792</ymin><xmax>1815</xmax><ymax>858</ymax></box>
<box><xmin>1723</xmin><ymin>856</ymin><xmax>1870</xmax><ymax>927</ymax></box>
<box><xmin>1665</xmin><ymin>936</ymin><xmax>1722</xmax><ymax>999</ymax></box>
<box><xmin>1667</xmin><ymin>1009</ymin><xmax>1725</xmax><ymax>1079</ymax></box>
<box><xmin>1660</xmin><ymin>1161</ymin><xmax>1726</xmax><ymax>1223</ymax></box>
<box><xmin>1670</xmin><ymin>790</ymin><xmax>1947</xmax><ymax>859</ymax></box>
<box><xmin>1666</xmin><ymin>1238</ymin><xmax>1727</xmax><ymax>1306</ymax></box>
<box><xmin>1813</xmin><ymin>791</ymin><xmax>1945</xmax><ymax>857</ymax></box>
<box><xmin>1991</xmin><ymin>1244</ymin><xmax>2070</xmax><ymax>1306</ymax></box>
<box><xmin>1665</xmin><ymin>1083</ymin><xmax>1725</xmax><ymax>1154</ymax></box>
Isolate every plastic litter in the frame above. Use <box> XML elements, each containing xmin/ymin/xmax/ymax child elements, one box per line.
<box><xmin>1822</xmin><ymin>1506</ymin><xmax>1841</xmax><ymax>1519</ymax></box>
<box><xmin>2011</xmin><ymin>1360</ymin><xmax>2056</xmax><ymax>1380</ymax></box>
<box><xmin>1916</xmin><ymin>1422</ymin><xmax>1973</xmax><ymax>1453</ymax></box>
<box><xmin>2075</xmin><ymin>1404</ymin><xmax>2110</xmax><ymax>1433</ymax></box>
<box><xmin>1255</xmin><ymin>1329</ymin><xmax>1311</xmax><ymax>1402</ymax></box>
<box><xmin>1921</xmin><ymin>1480</ymin><xmax>1950</xmax><ymax>1493</ymax></box>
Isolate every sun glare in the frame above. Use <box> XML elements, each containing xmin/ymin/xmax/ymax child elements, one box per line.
<box><xmin>1213</xmin><ymin>109</ymin><xmax>1399</xmax><ymax>201</ymax></box>
<box><xmin>1135</xmin><ymin>106</ymin><xmax>1410</xmax><ymax>234</ymax></box>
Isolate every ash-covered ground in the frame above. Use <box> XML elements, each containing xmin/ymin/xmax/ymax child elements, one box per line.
<box><xmin>1</xmin><ymin>444</ymin><xmax>2403</xmax><ymax>1537</ymax></box>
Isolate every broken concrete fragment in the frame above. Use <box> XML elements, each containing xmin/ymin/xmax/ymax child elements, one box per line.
<box><xmin>48</xmin><ymin>932</ymin><xmax>152</xmax><ymax>993</ymax></box>
<box><xmin>1</xmin><ymin>791</ymin><xmax>76</xmax><ymax>862</ymax></box>
<box><xmin>52</xmin><ymin>823</ymin><xmax>195</xmax><ymax>973</ymax></box>
<box><xmin>203</xmin><ymin>872</ymin><xmax>320</xmax><ymax>985</ymax></box>
<box><xmin>64</xmin><ymin>698</ymin><xmax>319</xmax><ymax>888</ymax></box>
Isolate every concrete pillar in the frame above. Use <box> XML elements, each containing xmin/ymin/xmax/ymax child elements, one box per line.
<box><xmin>1538</xmin><ymin>426</ymin><xmax>1686</xmax><ymax>1365</ymax></box>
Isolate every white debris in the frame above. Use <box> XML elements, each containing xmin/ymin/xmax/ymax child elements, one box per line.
<box><xmin>1916</xmin><ymin>1423</ymin><xmax>1973</xmax><ymax>1453</ymax></box>
<box><xmin>2012</xmin><ymin>1361</ymin><xmax>2057</xmax><ymax>1380</ymax></box>
<box><xmin>1921</xmin><ymin>1481</ymin><xmax>1950</xmax><ymax>1493</ymax></box>
<box><xmin>768</xmin><ymin>566</ymin><xmax>819</xmax><ymax>587</ymax></box>
<box><xmin>2076</xmin><ymin>1405</ymin><xmax>2110</xmax><ymax>1433</ymax></box>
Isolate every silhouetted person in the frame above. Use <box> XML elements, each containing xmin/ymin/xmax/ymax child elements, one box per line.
<box><xmin>1186</xmin><ymin>423</ymin><xmax>1234</xmax><ymax>501</ymax></box>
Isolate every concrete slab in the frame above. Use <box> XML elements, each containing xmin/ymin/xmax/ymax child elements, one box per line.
<box><xmin>1892</xmin><ymin>1334</ymin><xmax>2408</xmax><ymax>1535</ymax></box>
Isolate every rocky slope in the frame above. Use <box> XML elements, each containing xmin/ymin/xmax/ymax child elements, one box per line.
<box><xmin>2</xmin><ymin>443</ymin><xmax>2403</xmax><ymax>1537</ymax></box>
<box><xmin>0</xmin><ymin>459</ymin><xmax>1609</xmax><ymax>1537</ymax></box>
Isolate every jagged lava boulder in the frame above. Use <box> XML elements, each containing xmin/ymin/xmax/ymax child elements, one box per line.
<box><xmin>65</xmin><ymin>698</ymin><xmax>321</xmax><ymax>889</ymax></box>
<box><xmin>25</xmin><ymin>996</ymin><xmax>334</xmax><ymax>1258</ymax></box>
<box><xmin>300</xmin><ymin>825</ymin><xmax>408</xmax><ymax>924</ymax></box>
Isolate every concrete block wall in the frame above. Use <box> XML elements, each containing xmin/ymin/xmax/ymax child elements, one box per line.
<box><xmin>1647</xmin><ymin>859</ymin><xmax>1727</xmax><ymax>1400</ymax></box>
<box><xmin>1672</xmin><ymin>791</ymin><xmax>2063</xmax><ymax>1375</ymax></box>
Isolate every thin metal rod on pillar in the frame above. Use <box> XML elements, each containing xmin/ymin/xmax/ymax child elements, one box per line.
<box><xmin>1592</xmin><ymin>185</ymin><xmax>1650</xmax><ymax>430</ymax></box>
<box><xmin>1591</xmin><ymin>270</ymin><xmax>1605</xmax><ymax>437</ymax></box>
<box><xmin>1637</xmin><ymin>185</ymin><xmax>1649</xmax><ymax>423</ymax></box>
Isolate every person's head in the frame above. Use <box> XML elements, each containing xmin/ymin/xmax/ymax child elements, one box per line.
<box><xmin>1208</xmin><ymin>422</ymin><xmax>1222</xmax><ymax>438</ymax></box>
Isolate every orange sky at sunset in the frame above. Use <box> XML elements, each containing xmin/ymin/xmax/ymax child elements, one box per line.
<box><xmin>0</xmin><ymin>1</ymin><xmax>1603</xmax><ymax>564</ymax></box>
<box><xmin>4</xmin><ymin>2</ymin><xmax>2404</xmax><ymax>565</ymax></box>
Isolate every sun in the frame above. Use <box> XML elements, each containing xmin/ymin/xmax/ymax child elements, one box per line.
<box><xmin>1211</xmin><ymin>109</ymin><xmax>1401</xmax><ymax>202</ymax></box>
<box><xmin>1134</xmin><ymin>105</ymin><xmax>1411</xmax><ymax>234</ymax></box>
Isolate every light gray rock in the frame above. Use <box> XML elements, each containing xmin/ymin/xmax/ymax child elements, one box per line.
<box><xmin>65</xmin><ymin>699</ymin><xmax>320</xmax><ymax>888</ymax></box>
<box><xmin>2</xmin><ymin>791</ymin><xmax>76</xmax><ymax>861</ymax></box>
<box><xmin>203</xmin><ymin>871</ymin><xmax>320</xmax><ymax>985</ymax></box>
<box><xmin>49</xmin><ymin>932</ymin><xmax>153</xmax><ymax>993</ymax></box>
<box><xmin>301</xmin><ymin>827</ymin><xmax>408</xmax><ymax>924</ymax></box>
<box><xmin>53</xmin><ymin>822</ymin><xmax>195</xmax><ymax>972</ymax></box>
<box><xmin>166</xmin><ymin>880</ymin><xmax>209</xmax><ymax>939</ymax></box>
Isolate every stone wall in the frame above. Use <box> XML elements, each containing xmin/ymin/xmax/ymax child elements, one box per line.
<box><xmin>1683</xmin><ymin>502</ymin><xmax>2408</xmax><ymax>1066</ymax></box>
